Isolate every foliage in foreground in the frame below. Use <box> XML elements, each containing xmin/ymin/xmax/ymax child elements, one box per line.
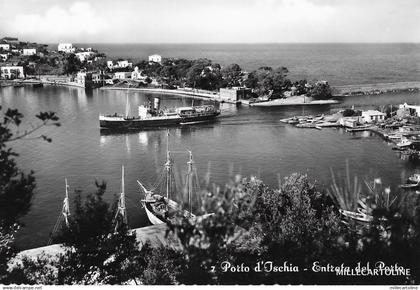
<box><xmin>6</xmin><ymin>172</ymin><xmax>420</xmax><ymax>285</ymax></box>
<box><xmin>0</xmin><ymin>106</ymin><xmax>59</xmax><ymax>284</ymax></box>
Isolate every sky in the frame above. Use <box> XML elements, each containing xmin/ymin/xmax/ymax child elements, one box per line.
<box><xmin>0</xmin><ymin>0</ymin><xmax>419</xmax><ymax>43</ymax></box>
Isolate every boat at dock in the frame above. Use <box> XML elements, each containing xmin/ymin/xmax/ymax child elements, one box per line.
<box><xmin>345</xmin><ymin>125</ymin><xmax>373</xmax><ymax>132</ymax></box>
<box><xmin>396</xmin><ymin>137</ymin><xmax>413</xmax><ymax>148</ymax></box>
<box><xmin>296</xmin><ymin>123</ymin><xmax>322</xmax><ymax>130</ymax></box>
<box><xmin>339</xmin><ymin>208</ymin><xmax>373</xmax><ymax>223</ymax></box>
<box><xmin>99</xmin><ymin>94</ymin><xmax>220</xmax><ymax>130</ymax></box>
<box><xmin>408</xmin><ymin>173</ymin><xmax>420</xmax><ymax>183</ymax></box>
<box><xmin>399</xmin><ymin>173</ymin><xmax>420</xmax><ymax>189</ymax></box>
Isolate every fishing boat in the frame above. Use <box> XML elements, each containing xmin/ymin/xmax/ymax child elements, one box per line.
<box><xmin>339</xmin><ymin>208</ymin><xmax>373</xmax><ymax>223</ymax></box>
<box><xmin>400</xmin><ymin>173</ymin><xmax>420</xmax><ymax>189</ymax></box>
<box><xmin>408</xmin><ymin>173</ymin><xmax>420</xmax><ymax>183</ymax></box>
<box><xmin>296</xmin><ymin>123</ymin><xmax>322</xmax><ymax>130</ymax></box>
<box><xmin>138</xmin><ymin>131</ymin><xmax>196</xmax><ymax>224</ymax></box>
<box><xmin>400</xmin><ymin>182</ymin><xmax>419</xmax><ymax>189</ymax></box>
<box><xmin>113</xmin><ymin>166</ymin><xmax>128</xmax><ymax>231</ymax></box>
<box><xmin>99</xmin><ymin>90</ymin><xmax>220</xmax><ymax>130</ymax></box>
<box><xmin>279</xmin><ymin>117</ymin><xmax>299</xmax><ymax>124</ymax></box>
<box><xmin>386</xmin><ymin>133</ymin><xmax>402</xmax><ymax>140</ymax></box>
<box><xmin>47</xmin><ymin>178</ymin><xmax>71</xmax><ymax>245</ymax></box>
<box><xmin>396</xmin><ymin>137</ymin><xmax>413</xmax><ymax>148</ymax></box>
<box><xmin>338</xmin><ymin>199</ymin><xmax>374</xmax><ymax>223</ymax></box>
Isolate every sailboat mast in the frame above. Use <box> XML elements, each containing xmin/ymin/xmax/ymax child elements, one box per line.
<box><xmin>125</xmin><ymin>84</ymin><xmax>130</xmax><ymax>118</ymax></box>
<box><xmin>187</xmin><ymin>151</ymin><xmax>193</xmax><ymax>215</ymax></box>
<box><xmin>165</xmin><ymin>130</ymin><xmax>172</xmax><ymax>200</ymax></box>
<box><xmin>63</xmin><ymin>178</ymin><xmax>70</xmax><ymax>227</ymax></box>
<box><xmin>125</xmin><ymin>94</ymin><xmax>129</xmax><ymax>118</ymax></box>
<box><xmin>121</xmin><ymin>165</ymin><xmax>127</xmax><ymax>225</ymax></box>
<box><xmin>114</xmin><ymin>165</ymin><xmax>127</xmax><ymax>232</ymax></box>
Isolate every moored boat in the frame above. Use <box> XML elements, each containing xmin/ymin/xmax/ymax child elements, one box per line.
<box><xmin>408</xmin><ymin>173</ymin><xmax>420</xmax><ymax>183</ymax></box>
<box><xmin>138</xmin><ymin>131</ymin><xmax>196</xmax><ymax>225</ymax></box>
<box><xmin>396</xmin><ymin>137</ymin><xmax>413</xmax><ymax>148</ymax></box>
<box><xmin>399</xmin><ymin>173</ymin><xmax>420</xmax><ymax>189</ymax></box>
<box><xmin>339</xmin><ymin>208</ymin><xmax>373</xmax><ymax>223</ymax></box>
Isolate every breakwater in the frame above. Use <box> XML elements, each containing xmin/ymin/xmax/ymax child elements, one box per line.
<box><xmin>332</xmin><ymin>81</ymin><xmax>420</xmax><ymax>96</ymax></box>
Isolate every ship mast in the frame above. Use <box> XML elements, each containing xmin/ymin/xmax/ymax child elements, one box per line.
<box><xmin>48</xmin><ymin>178</ymin><xmax>71</xmax><ymax>245</ymax></box>
<box><xmin>125</xmin><ymin>85</ymin><xmax>130</xmax><ymax>118</ymax></box>
<box><xmin>114</xmin><ymin>165</ymin><xmax>128</xmax><ymax>232</ymax></box>
<box><xmin>165</xmin><ymin>130</ymin><xmax>173</xmax><ymax>200</ymax></box>
<box><xmin>63</xmin><ymin>178</ymin><xmax>70</xmax><ymax>227</ymax></box>
<box><xmin>186</xmin><ymin>151</ymin><xmax>194</xmax><ymax>216</ymax></box>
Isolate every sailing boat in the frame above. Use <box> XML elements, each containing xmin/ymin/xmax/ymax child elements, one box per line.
<box><xmin>114</xmin><ymin>165</ymin><xmax>128</xmax><ymax>231</ymax></box>
<box><xmin>138</xmin><ymin>131</ymin><xmax>196</xmax><ymax>224</ymax></box>
<box><xmin>48</xmin><ymin>178</ymin><xmax>71</xmax><ymax>245</ymax></box>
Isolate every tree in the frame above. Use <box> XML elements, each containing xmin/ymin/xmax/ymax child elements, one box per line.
<box><xmin>0</xmin><ymin>106</ymin><xmax>60</xmax><ymax>283</ymax></box>
<box><xmin>52</xmin><ymin>182</ymin><xmax>142</xmax><ymax>284</ymax></box>
<box><xmin>167</xmin><ymin>173</ymin><xmax>420</xmax><ymax>285</ymax></box>
<box><xmin>221</xmin><ymin>63</ymin><xmax>243</xmax><ymax>88</ymax></box>
<box><xmin>63</xmin><ymin>54</ymin><xmax>82</xmax><ymax>75</ymax></box>
<box><xmin>243</xmin><ymin>66</ymin><xmax>290</xmax><ymax>99</ymax></box>
<box><xmin>307</xmin><ymin>82</ymin><xmax>332</xmax><ymax>100</ymax></box>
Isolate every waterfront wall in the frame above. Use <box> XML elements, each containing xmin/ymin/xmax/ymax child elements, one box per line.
<box><xmin>3</xmin><ymin>79</ymin><xmax>420</xmax><ymax>99</ymax></box>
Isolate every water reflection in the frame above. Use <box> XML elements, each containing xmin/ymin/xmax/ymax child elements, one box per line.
<box><xmin>138</xmin><ymin>132</ymin><xmax>148</xmax><ymax>146</ymax></box>
<box><xmin>2</xmin><ymin>86</ymin><xmax>420</xmax><ymax>250</ymax></box>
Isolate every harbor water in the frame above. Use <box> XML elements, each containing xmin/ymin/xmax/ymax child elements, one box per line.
<box><xmin>1</xmin><ymin>86</ymin><xmax>420</xmax><ymax>249</ymax></box>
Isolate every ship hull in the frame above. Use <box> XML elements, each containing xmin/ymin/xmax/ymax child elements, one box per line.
<box><xmin>142</xmin><ymin>196</ymin><xmax>195</xmax><ymax>225</ymax></box>
<box><xmin>180</xmin><ymin>112</ymin><xmax>221</xmax><ymax>124</ymax></box>
<box><xmin>144</xmin><ymin>203</ymin><xmax>166</xmax><ymax>225</ymax></box>
<box><xmin>100</xmin><ymin>112</ymin><xmax>220</xmax><ymax>129</ymax></box>
<box><xmin>100</xmin><ymin>117</ymin><xmax>181</xmax><ymax>129</ymax></box>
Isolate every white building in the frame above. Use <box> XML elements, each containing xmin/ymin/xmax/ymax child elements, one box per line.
<box><xmin>76</xmin><ymin>51</ymin><xmax>94</xmax><ymax>62</ymax></box>
<box><xmin>0</xmin><ymin>66</ymin><xmax>24</xmax><ymax>79</ymax></box>
<box><xmin>399</xmin><ymin>103</ymin><xmax>420</xmax><ymax>117</ymax></box>
<box><xmin>58</xmin><ymin>43</ymin><xmax>75</xmax><ymax>53</ymax></box>
<box><xmin>148</xmin><ymin>54</ymin><xmax>162</xmax><ymax>63</ymax></box>
<box><xmin>339</xmin><ymin>117</ymin><xmax>360</xmax><ymax>128</ymax></box>
<box><xmin>0</xmin><ymin>54</ymin><xmax>8</xmax><ymax>61</ymax></box>
<box><xmin>107</xmin><ymin>60</ymin><xmax>132</xmax><ymax>70</ymax></box>
<box><xmin>23</xmin><ymin>48</ymin><xmax>37</xmax><ymax>56</ymax></box>
<box><xmin>75</xmin><ymin>71</ymin><xmax>94</xmax><ymax>88</ymax></box>
<box><xmin>117</xmin><ymin>60</ymin><xmax>132</xmax><ymax>68</ymax></box>
<box><xmin>114</xmin><ymin>72</ymin><xmax>131</xmax><ymax>79</ymax></box>
<box><xmin>0</xmin><ymin>44</ymin><xmax>10</xmax><ymax>51</ymax></box>
<box><xmin>131</xmin><ymin>66</ymin><xmax>147</xmax><ymax>80</ymax></box>
<box><xmin>361</xmin><ymin>110</ymin><xmax>386</xmax><ymax>123</ymax></box>
<box><xmin>106</xmin><ymin>60</ymin><xmax>114</xmax><ymax>69</ymax></box>
<box><xmin>219</xmin><ymin>87</ymin><xmax>252</xmax><ymax>103</ymax></box>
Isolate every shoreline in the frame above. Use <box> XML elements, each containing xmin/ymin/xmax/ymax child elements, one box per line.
<box><xmin>2</xmin><ymin>80</ymin><xmax>420</xmax><ymax>101</ymax></box>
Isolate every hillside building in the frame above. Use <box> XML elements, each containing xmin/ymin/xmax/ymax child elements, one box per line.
<box><xmin>148</xmin><ymin>54</ymin><xmax>162</xmax><ymax>64</ymax></box>
<box><xmin>58</xmin><ymin>43</ymin><xmax>75</xmax><ymax>53</ymax></box>
<box><xmin>0</xmin><ymin>66</ymin><xmax>24</xmax><ymax>79</ymax></box>
<box><xmin>23</xmin><ymin>48</ymin><xmax>37</xmax><ymax>56</ymax></box>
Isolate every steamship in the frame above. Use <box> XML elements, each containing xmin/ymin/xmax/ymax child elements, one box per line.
<box><xmin>99</xmin><ymin>97</ymin><xmax>220</xmax><ymax>130</ymax></box>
